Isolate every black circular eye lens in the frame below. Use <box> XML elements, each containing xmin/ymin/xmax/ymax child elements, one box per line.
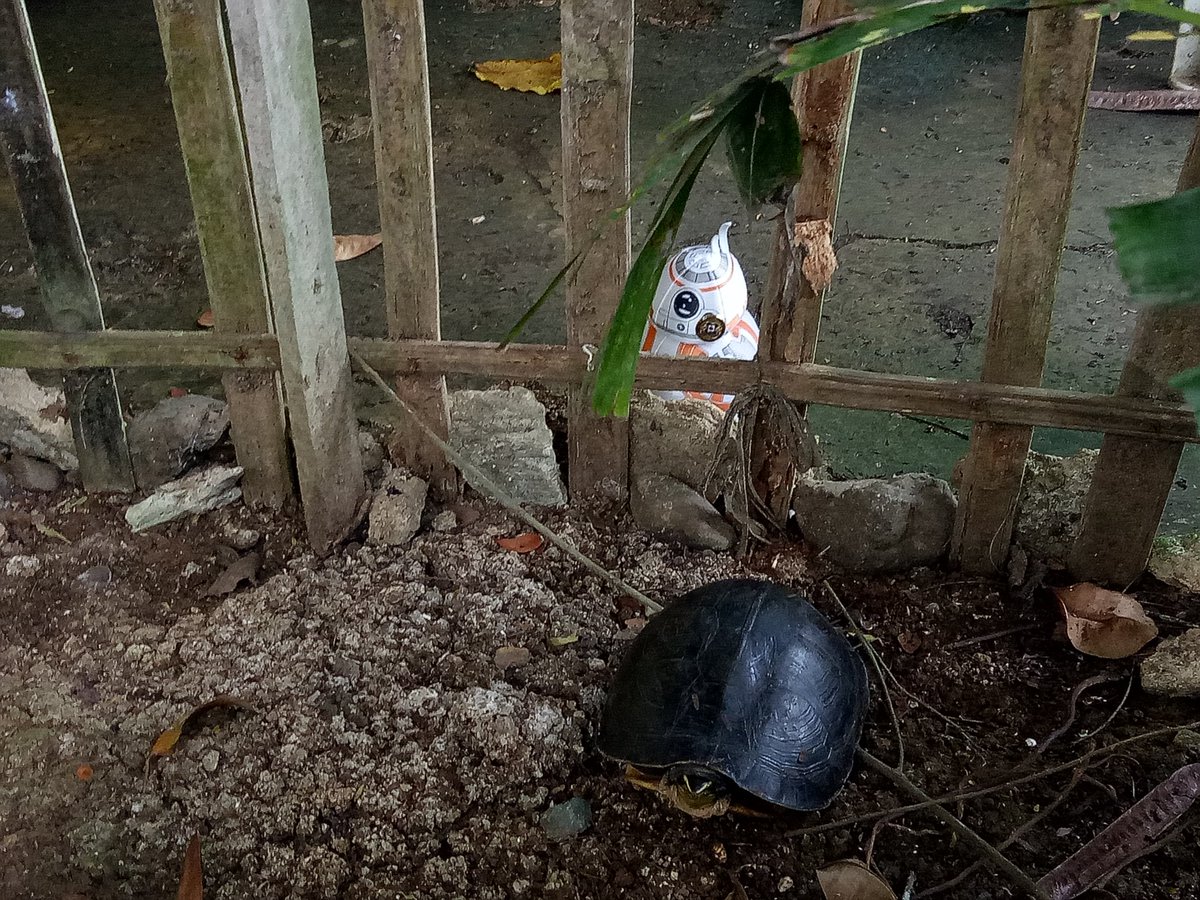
<box><xmin>673</xmin><ymin>291</ymin><xmax>700</xmax><ymax>318</ymax></box>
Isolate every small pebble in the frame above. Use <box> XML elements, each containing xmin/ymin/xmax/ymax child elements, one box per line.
<box><xmin>223</xmin><ymin>526</ymin><xmax>261</xmax><ymax>551</ymax></box>
<box><xmin>201</xmin><ymin>750</ymin><xmax>220</xmax><ymax>773</ymax></box>
<box><xmin>431</xmin><ymin>510</ymin><xmax>458</xmax><ymax>533</ymax></box>
<box><xmin>5</xmin><ymin>555</ymin><xmax>41</xmax><ymax>578</ymax></box>
<box><xmin>540</xmin><ymin>797</ymin><xmax>592</xmax><ymax>842</ymax></box>
<box><xmin>77</xmin><ymin>565</ymin><xmax>112</xmax><ymax>588</ymax></box>
<box><xmin>777</xmin><ymin>876</ymin><xmax>794</xmax><ymax>892</ymax></box>
<box><xmin>495</xmin><ymin>645</ymin><xmax>532</xmax><ymax>671</ymax></box>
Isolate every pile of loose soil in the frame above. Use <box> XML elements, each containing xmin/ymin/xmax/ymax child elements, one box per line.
<box><xmin>2</xmin><ymin>482</ymin><xmax>1199</xmax><ymax>899</ymax></box>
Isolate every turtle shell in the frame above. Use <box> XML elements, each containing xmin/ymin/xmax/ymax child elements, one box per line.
<box><xmin>597</xmin><ymin>578</ymin><xmax>869</xmax><ymax>811</ymax></box>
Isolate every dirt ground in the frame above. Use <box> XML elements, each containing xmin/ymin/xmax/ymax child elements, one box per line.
<box><xmin>1</xmin><ymin>0</ymin><xmax>1199</xmax><ymax>529</ymax></box>
<box><xmin>2</xmin><ymin>453</ymin><xmax>1200</xmax><ymax>899</ymax></box>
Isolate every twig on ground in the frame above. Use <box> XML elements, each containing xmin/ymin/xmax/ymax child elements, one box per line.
<box><xmin>944</xmin><ymin>623</ymin><xmax>1040</xmax><ymax>650</ymax></box>
<box><xmin>825</xmin><ymin>580</ymin><xmax>905</xmax><ymax>773</ymax></box>
<box><xmin>352</xmin><ymin>352</ymin><xmax>663</xmax><ymax>614</ymax></box>
<box><xmin>1036</xmin><ymin>673</ymin><xmax>1124</xmax><ymax>758</ymax></box>
<box><xmin>1074</xmin><ymin>671</ymin><xmax>1134</xmax><ymax>744</ymax></box>
<box><xmin>856</xmin><ymin>750</ymin><xmax>1050</xmax><ymax>899</ymax></box>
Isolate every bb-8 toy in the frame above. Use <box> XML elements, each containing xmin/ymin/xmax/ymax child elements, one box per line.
<box><xmin>642</xmin><ymin>222</ymin><xmax>759</xmax><ymax>412</ymax></box>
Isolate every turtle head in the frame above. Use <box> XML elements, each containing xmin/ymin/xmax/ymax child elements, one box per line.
<box><xmin>661</xmin><ymin>765</ymin><xmax>733</xmax><ymax>818</ymax></box>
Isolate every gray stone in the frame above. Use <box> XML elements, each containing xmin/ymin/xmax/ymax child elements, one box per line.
<box><xmin>793</xmin><ymin>472</ymin><xmax>956</xmax><ymax>573</ymax></box>
<box><xmin>449</xmin><ymin>387</ymin><xmax>565</xmax><ymax>507</ymax></box>
<box><xmin>222</xmin><ymin>522</ymin><xmax>261</xmax><ymax>551</ymax></box>
<box><xmin>124</xmin><ymin>465</ymin><xmax>244</xmax><ymax>532</ymax></box>
<box><xmin>5</xmin><ymin>555</ymin><xmax>41</xmax><ymax>578</ymax></box>
<box><xmin>1141</xmin><ymin>628</ymin><xmax>1200</xmax><ymax>698</ymax></box>
<box><xmin>77</xmin><ymin>565</ymin><xmax>113</xmax><ymax>588</ymax></box>
<box><xmin>5</xmin><ymin>453</ymin><xmax>62</xmax><ymax>492</ymax></box>
<box><xmin>1013</xmin><ymin>449</ymin><xmax>1098</xmax><ymax>564</ymax></box>
<box><xmin>631</xmin><ymin>473</ymin><xmax>735</xmax><ymax>552</ymax></box>
<box><xmin>630</xmin><ymin>392</ymin><xmax>724</xmax><ymax>493</ymax></box>
<box><xmin>358</xmin><ymin>430</ymin><xmax>386</xmax><ymax>473</ymax></box>
<box><xmin>0</xmin><ymin>368</ymin><xmax>77</xmax><ymax>470</ymax></box>
<box><xmin>540</xmin><ymin>797</ymin><xmax>592</xmax><ymax>842</ymax></box>
<box><xmin>368</xmin><ymin>470</ymin><xmax>428</xmax><ymax>547</ymax></box>
<box><xmin>128</xmin><ymin>395</ymin><xmax>229</xmax><ymax>488</ymax></box>
<box><xmin>431</xmin><ymin>509</ymin><xmax>458</xmax><ymax>533</ymax></box>
<box><xmin>1149</xmin><ymin>533</ymin><xmax>1200</xmax><ymax>593</ymax></box>
<box><xmin>1173</xmin><ymin>729</ymin><xmax>1200</xmax><ymax>755</ymax></box>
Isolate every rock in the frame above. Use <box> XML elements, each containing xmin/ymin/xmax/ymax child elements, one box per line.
<box><xmin>793</xmin><ymin>472</ymin><xmax>956</xmax><ymax>573</ymax></box>
<box><xmin>449</xmin><ymin>387</ymin><xmax>566</xmax><ymax>507</ymax></box>
<box><xmin>128</xmin><ymin>395</ymin><xmax>229</xmax><ymax>488</ymax></box>
<box><xmin>124</xmin><ymin>465</ymin><xmax>244</xmax><ymax>532</ymax></box>
<box><xmin>431</xmin><ymin>509</ymin><xmax>458</xmax><ymax>533</ymax></box>
<box><xmin>1012</xmin><ymin>449</ymin><xmax>1098</xmax><ymax>564</ymax></box>
<box><xmin>630</xmin><ymin>392</ymin><xmax>724</xmax><ymax>493</ymax></box>
<box><xmin>0</xmin><ymin>368</ymin><xmax>77</xmax><ymax>470</ymax></box>
<box><xmin>1148</xmin><ymin>533</ymin><xmax>1200</xmax><ymax>592</ymax></box>
<box><xmin>358</xmin><ymin>430</ymin><xmax>386</xmax><ymax>473</ymax></box>
<box><xmin>1140</xmin><ymin>628</ymin><xmax>1200</xmax><ymax>698</ymax></box>
<box><xmin>222</xmin><ymin>523</ymin><xmax>261</xmax><ymax>551</ymax></box>
<box><xmin>5</xmin><ymin>453</ymin><xmax>62</xmax><ymax>492</ymax></box>
<box><xmin>540</xmin><ymin>797</ymin><xmax>592</xmax><ymax>842</ymax></box>
<box><xmin>201</xmin><ymin>750</ymin><xmax>220</xmax><ymax>773</ymax></box>
<box><xmin>368</xmin><ymin>470</ymin><xmax>428</xmax><ymax>546</ymax></box>
<box><xmin>77</xmin><ymin>565</ymin><xmax>112</xmax><ymax>588</ymax></box>
<box><xmin>5</xmin><ymin>555</ymin><xmax>41</xmax><ymax>578</ymax></box>
<box><xmin>494</xmin><ymin>645</ymin><xmax>532</xmax><ymax>670</ymax></box>
<box><xmin>631</xmin><ymin>473</ymin><xmax>735</xmax><ymax>552</ymax></box>
<box><xmin>1174</xmin><ymin>729</ymin><xmax>1200</xmax><ymax>755</ymax></box>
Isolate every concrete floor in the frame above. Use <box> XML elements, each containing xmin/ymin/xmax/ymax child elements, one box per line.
<box><xmin>1</xmin><ymin>0</ymin><xmax>1197</xmax><ymax>530</ymax></box>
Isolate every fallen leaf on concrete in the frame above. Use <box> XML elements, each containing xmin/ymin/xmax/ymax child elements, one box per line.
<box><xmin>497</xmin><ymin>532</ymin><xmax>544</xmax><ymax>553</ymax></box>
<box><xmin>177</xmin><ymin>834</ymin><xmax>203</xmax><ymax>900</ymax></box>
<box><xmin>334</xmin><ymin>233</ymin><xmax>382</xmax><ymax>261</ymax></box>
<box><xmin>150</xmin><ymin>696</ymin><xmax>253</xmax><ymax>759</ymax></box>
<box><xmin>473</xmin><ymin>52</ymin><xmax>562</xmax><ymax>94</ymax></box>
<box><xmin>1038</xmin><ymin>763</ymin><xmax>1200</xmax><ymax>899</ymax></box>
<box><xmin>816</xmin><ymin>858</ymin><xmax>897</xmax><ymax>900</ymax></box>
<box><xmin>205</xmin><ymin>552</ymin><xmax>261</xmax><ymax>597</ymax></box>
<box><xmin>1053</xmin><ymin>583</ymin><xmax>1158</xmax><ymax>659</ymax></box>
<box><xmin>196</xmin><ymin>309</ymin><xmax>214</xmax><ymax>328</ymax></box>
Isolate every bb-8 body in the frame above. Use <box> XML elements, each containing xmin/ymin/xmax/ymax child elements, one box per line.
<box><xmin>642</xmin><ymin>222</ymin><xmax>759</xmax><ymax>412</ymax></box>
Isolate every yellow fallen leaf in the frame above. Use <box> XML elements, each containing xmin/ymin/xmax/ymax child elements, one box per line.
<box><xmin>473</xmin><ymin>52</ymin><xmax>562</xmax><ymax>95</ymax></box>
<box><xmin>150</xmin><ymin>696</ymin><xmax>253</xmax><ymax>759</ymax></box>
<box><xmin>334</xmin><ymin>233</ymin><xmax>383</xmax><ymax>262</ymax></box>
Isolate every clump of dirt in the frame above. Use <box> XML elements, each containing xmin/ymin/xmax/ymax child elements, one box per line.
<box><xmin>2</xmin><ymin>480</ymin><xmax>1199</xmax><ymax>899</ymax></box>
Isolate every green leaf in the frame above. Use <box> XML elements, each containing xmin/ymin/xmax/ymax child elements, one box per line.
<box><xmin>1108</xmin><ymin>187</ymin><xmax>1200</xmax><ymax>307</ymax></box>
<box><xmin>1171</xmin><ymin>366</ymin><xmax>1200</xmax><ymax>431</ymax></box>
<box><xmin>725</xmin><ymin>77</ymin><xmax>803</xmax><ymax>209</ymax></box>
<box><xmin>591</xmin><ymin>122</ymin><xmax>729</xmax><ymax>417</ymax></box>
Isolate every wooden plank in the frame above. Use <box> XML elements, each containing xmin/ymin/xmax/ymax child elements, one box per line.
<box><xmin>3</xmin><ymin>329</ymin><xmax>1197</xmax><ymax>444</ymax></box>
<box><xmin>1069</xmin><ymin>121</ymin><xmax>1200</xmax><ymax>584</ymax></box>
<box><xmin>0</xmin><ymin>0</ymin><xmax>135</xmax><ymax>492</ymax></box>
<box><xmin>950</xmin><ymin>8</ymin><xmax>1100</xmax><ymax>574</ymax></box>
<box><xmin>362</xmin><ymin>0</ymin><xmax>456</xmax><ymax>498</ymax></box>
<box><xmin>225</xmin><ymin>0</ymin><xmax>365</xmax><ymax>552</ymax></box>
<box><xmin>154</xmin><ymin>0</ymin><xmax>292</xmax><ymax>508</ymax></box>
<box><xmin>755</xmin><ymin>0</ymin><xmax>860</xmax><ymax>517</ymax></box>
<box><xmin>560</xmin><ymin>0</ymin><xmax>633</xmax><ymax>506</ymax></box>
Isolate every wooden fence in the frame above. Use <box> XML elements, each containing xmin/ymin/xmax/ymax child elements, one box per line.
<box><xmin>2</xmin><ymin>0</ymin><xmax>1198</xmax><ymax>579</ymax></box>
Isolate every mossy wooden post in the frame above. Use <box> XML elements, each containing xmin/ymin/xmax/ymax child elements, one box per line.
<box><xmin>362</xmin><ymin>0</ymin><xmax>457</xmax><ymax>498</ymax></box>
<box><xmin>950</xmin><ymin>8</ymin><xmax>1100</xmax><ymax>575</ymax></box>
<box><xmin>154</xmin><ymin>0</ymin><xmax>293</xmax><ymax>508</ymax></box>
<box><xmin>0</xmin><ymin>0</ymin><xmax>135</xmax><ymax>492</ymax></box>
<box><xmin>226</xmin><ymin>0</ymin><xmax>366</xmax><ymax>552</ymax></box>
<box><xmin>1070</xmin><ymin>122</ymin><xmax>1200</xmax><ymax>584</ymax></box>
<box><xmin>561</xmin><ymin>0</ymin><xmax>633</xmax><ymax>505</ymax></box>
<box><xmin>755</xmin><ymin>0</ymin><xmax>860</xmax><ymax>517</ymax></box>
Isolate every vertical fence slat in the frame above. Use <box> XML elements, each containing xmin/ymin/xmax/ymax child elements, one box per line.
<box><xmin>362</xmin><ymin>0</ymin><xmax>457</xmax><ymax>498</ymax></box>
<box><xmin>756</xmin><ymin>0</ymin><xmax>860</xmax><ymax>516</ymax></box>
<box><xmin>226</xmin><ymin>0</ymin><xmax>365</xmax><ymax>551</ymax></box>
<box><xmin>950</xmin><ymin>8</ymin><xmax>1100</xmax><ymax>574</ymax></box>
<box><xmin>1069</xmin><ymin>122</ymin><xmax>1200</xmax><ymax>584</ymax></box>
<box><xmin>154</xmin><ymin>0</ymin><xmax>293</xmax><ymax>508</ymax></box>
<box><xmin>561</xmin><ymin>0</ymin><xmax>633</xmax><ymax>505</ymax></box>
<box><xmin>0</xmin><ymin>0</ymin><xmax>136</xmax><ymax>492</ymax></box>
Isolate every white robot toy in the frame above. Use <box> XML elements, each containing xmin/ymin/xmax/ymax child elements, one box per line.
<box><xmin>641</xmin><ymin>222</ymin><xmax>759</xmax><ymax>412</ymax></box>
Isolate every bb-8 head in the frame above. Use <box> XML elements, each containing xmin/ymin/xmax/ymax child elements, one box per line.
<box><xmin>651</xmin><ymin>221</ymin><xmax>747</xmax><ymax>351</ymax></box>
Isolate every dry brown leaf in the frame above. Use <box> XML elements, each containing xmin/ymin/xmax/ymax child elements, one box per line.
<box><xmin>150</xmin><ymin>696</ymin><xmax>253</xmax><ymax>759</ymax></box>
<box><xmin>816</xmin><ymin>859</ymin><xmax>897</xmax><ymax>900</ymax></box>
<box><xmin>1054</xmin><ymin>583</ymin><xmax>1158</xmax><ymax>659</ymax></box>
<box><xmin>497</xmin><ymin>532</ymin><xmax>544</xmax><ymax>553</ymax></box>
<box><xmin>794</xmin><ymin>218</ymin><xmax>838</xmax><ymax>293</ymax></box>
<box><xmin>75</xmin><ymin>763</ymin><xmax>93</xmax><ymax>781</ymax></box>
<box><xmin>205</xmin><ymin>552</ymin><xmax>261</xmax><ymax>597</ymax></box>
<box><xmin>473</xmin><ymin>52</ymin><xmax>562</xmax><ymax>94</ymax></box>
<box><xmin>196</xmin><ymin>308</ymin><xmax>214</xmax><ymax>328</ymax></box>
<box><xmin>333</xmin><ymin>233</ymin><xmax>382</xmax><ymax>261</ymax></box>
<box><xmin>177</xmin><ymin>834</ymin><xmax>203</xmax><ymax>900</ymax></box>
<box><xmin>897</xmin><ymin>631</ymin><xmax>923</xmax><ymax>654</ymax></box>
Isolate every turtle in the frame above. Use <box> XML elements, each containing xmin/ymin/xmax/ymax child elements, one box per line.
<box><xmin>597</xmin><ymin>578</ymin><xmax>869</xmax><ymax>818</ymax></box>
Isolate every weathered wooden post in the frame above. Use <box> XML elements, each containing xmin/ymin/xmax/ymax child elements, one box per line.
<box><xmin>362</xmin><ymin>0</ymin><xmax>457</xmax><ymax>498</ymax></box>
<box><xmin>951</xmin><ymin>8</ymin><xmax>1100</xmax><ymax>574</ymax></box>
<box><xmin>1070</xmin><ymin>120</ymin><xmax>1200</xmax><ymax>584</ymax></box>
<box><xmin>560</xmin><ymin>0</ymin><xmax>633</xmax><ymax>505</ymax></box>
<box><xmin>154</xmin><ymin>0</ymin><xmax>293</xmax><ymax>508</ymax></box>
<box><xmin>0</xmin><ymin>0</ymin><xmax>136</xmax><ymax>492</ymax></box>
<box><xmin>226</xmin><ymin>0</ymin><xmax>366</xmax><ymax>551</ymax></box>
